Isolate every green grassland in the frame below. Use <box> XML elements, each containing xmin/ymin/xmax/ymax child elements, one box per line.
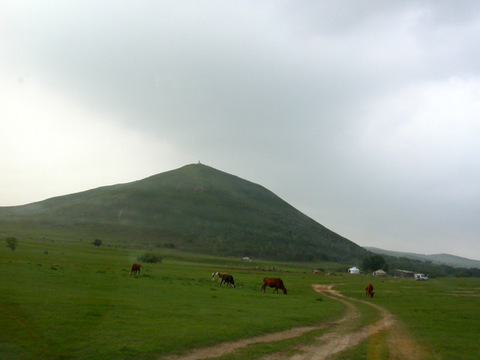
<box><xmin>334</xmin><ymin>277</ymin><xmax>480</xmax><ymax>360</ymax></box>
<box><xmin>1</xmin><ymin>237</ymin><xmax>479</xmax><ymax>360</ymax></box>
<box><xmin>1</xmin><ymin>237</ymin><xmax>344</xmax><ymax>360</ymax></box>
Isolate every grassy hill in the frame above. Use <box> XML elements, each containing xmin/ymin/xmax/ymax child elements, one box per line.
<box><xmin>365</xmin><ymin>247</ymin><xmax>480</xmax><ymax>269</ymax></box>
<box><xmin>0</xmin><ymin>164</ymin><xmax>367</xmax><ymax>262</ymax></box>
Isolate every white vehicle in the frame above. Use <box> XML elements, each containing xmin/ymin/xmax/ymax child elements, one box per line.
<box><xmin>415</xmin><ymin>273</ymin><xmax>429</xmax><ymax>281</ymax></box>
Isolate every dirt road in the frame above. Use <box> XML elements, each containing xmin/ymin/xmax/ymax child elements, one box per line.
<box><xmin>263</xmin><ymin>284</ymin><xmax>424</xmax><ymax>360</ymax></box>
<box><xmin>163</xmin><ymin>284</ymin><xmax>426</xmax><ymax>360</ymax></box>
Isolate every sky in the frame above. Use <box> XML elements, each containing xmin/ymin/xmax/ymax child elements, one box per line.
<box><xmin>1</xmin><ymin>1</ymin><xmax>480</xmax><ymax>260</ymax></box>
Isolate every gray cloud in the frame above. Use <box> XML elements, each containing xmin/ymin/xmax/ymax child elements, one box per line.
<box><xmin>1</xmin><ymin>0</ymin><xmax>480</xmax><ymax>259</ymax></box>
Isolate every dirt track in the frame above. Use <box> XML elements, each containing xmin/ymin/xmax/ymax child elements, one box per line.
<box><xmin>163</xmin><ymin>284</ymin><xmax>426</xmax><ymax>360</ymax></box>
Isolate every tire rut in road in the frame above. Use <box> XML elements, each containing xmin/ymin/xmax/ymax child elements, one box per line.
<box><xmin>162</xmin><ymin>285</ymin><xmax>351</xmax><ymax>360</ymax></box>
<box><xmin>162</xmin><ymin>284</ymin><xmax>425</xmax><ymax>360</ymax></box>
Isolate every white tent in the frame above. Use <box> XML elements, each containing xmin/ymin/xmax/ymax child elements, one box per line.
<box><xmin>348</xmin><ymin>267</ymin><xmax>360</xmax><ymax>274</ymax></box>
<box><xmin>374</xmin><ymin>269</ymin><xmax>387</xmax><ymax>277</ymax></box>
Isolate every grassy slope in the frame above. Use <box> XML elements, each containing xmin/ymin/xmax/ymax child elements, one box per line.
<box><xmin>0</xmin><ymin>164</ymin><xmax>367</xmax><ymax>263</ymax></box>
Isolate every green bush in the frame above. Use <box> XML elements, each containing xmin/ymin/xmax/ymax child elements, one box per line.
<box><xmin>138</xmin><ymin>251</ymin><xmax>163</xmax><ymax>263</ymax></box>
<box><xmin>92</xmin><ymin>239</ymin><xmax>102</xmax><ymax>247</ymax></box>
<box><xmin>6</xmin><ymin>237</ymin><xmax>18</xmax><ymax>251</ymax></box>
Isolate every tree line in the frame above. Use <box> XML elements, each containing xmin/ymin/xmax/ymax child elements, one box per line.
<box><xmin>362</xmin><ymin>254</ymin><xmax>480</xmax><ymax>277</ymax></box>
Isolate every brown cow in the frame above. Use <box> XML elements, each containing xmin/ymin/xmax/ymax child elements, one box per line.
<box><xmin>261</xmin><ymin>278</ymin><xmax>287</xmax><ymax>294</ymax></box>
<box><xmin>365</xmin><ymin>283</ymin><xmax>375</xmax><ymax>298</ymax></box>
<box><xmin>212</xmin><ymin>272</ymin><xmax>228</xmax><ymax>282</ymax></box>
<box><xmin>130</xmin><ymin>263</ymin><xmax>141</xmax><ymax>276</ymax></box>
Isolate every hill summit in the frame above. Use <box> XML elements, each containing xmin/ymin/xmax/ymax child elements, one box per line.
<box><xmin>0</xmin><ymin>164</ymin><xmax>367</xmax><ymax>262</ymax></box>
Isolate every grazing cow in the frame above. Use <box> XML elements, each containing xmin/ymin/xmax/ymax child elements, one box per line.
<box><xmin>365</xmin><ymin>283</ymin><xmax>375</xmax><ymax>298</ymax></box>
<box><xmin>212</xmin><ymin>272</ymin><xmax>235</xmax><ymax>288</ymax></box>
<box><xmin>130</xmin><ymin>263</ymin><xmax>141</xmax><ymax>276</ymax></box>
<box><xmin>212</xmin><ymin>272</ymin><xmax>227</xmax><ymax>282</ymax></box>
<box><xmin>221</xmin><ymin>274</ymin><xmax>236</xmax><ymax>288</ymax></box>
<box><xmin>261</xmin><ymin>278</ymin><xmax>287</xmax><ymax>294</ymax></box>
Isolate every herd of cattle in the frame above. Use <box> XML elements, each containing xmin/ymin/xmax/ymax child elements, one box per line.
<box><xmin>211</xmin><ymin>272</ymin><xmax>288</xmax><ymax>294</ymax></box>
<box><xmin>130</xmin><ymin>263</ymin><xmax>374</xmax><ymax>297</ymax></box>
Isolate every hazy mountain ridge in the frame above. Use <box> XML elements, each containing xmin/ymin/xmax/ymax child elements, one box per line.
<box><xmin>365</xmin><ymin>247</ymin><xmax>480</xmax><ymax>269</ymax></box>
<box><xmin>0</xmin><ymin>164</ymin><xmax>367</xmax><ymax>262</ymax></box>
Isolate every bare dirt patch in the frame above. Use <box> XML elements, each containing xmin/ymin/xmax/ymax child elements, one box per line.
<box><xmin>446</xmin><ymin>289</ymin><xmax>480</xmax><ymax>297</ymax></box>
<box><xmin>162</xmin><ymin>320</ymin><xmax>337</xmax><ymax>360</ymax></box>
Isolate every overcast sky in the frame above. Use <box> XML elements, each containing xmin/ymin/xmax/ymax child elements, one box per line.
<box><xmin>2</xmin><ymin>1</ymin><xmax>480</xmax><ymax>260</ymax></box>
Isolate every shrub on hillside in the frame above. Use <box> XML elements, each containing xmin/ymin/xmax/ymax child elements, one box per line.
<box><xmin>92</xmin><ymin>239</ymin><xmax>102</xmax><ymax>247</ymax></box>
<box><xmin>138</xmin><ymin>251</ymin><xmax>163</xmax><ymax>263</ymax></box>
<box><xmin>6</xmin><ymin>237</ymin><xmax>18</xmax><ymax>251</ymax></box>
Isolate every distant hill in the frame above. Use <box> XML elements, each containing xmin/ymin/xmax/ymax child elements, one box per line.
<box><xmin>365</xmin><ymin>247</ymin><xmax>480</xmax><ymax>269</ymax></box>
<box><xmin>0</xmin><ymin>164</ymin><xmax>368</xmax><ymax>262</ymax></box>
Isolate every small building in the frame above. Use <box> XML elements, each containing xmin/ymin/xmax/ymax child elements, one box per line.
<box><xmin>373</xmin><ymin>269</ymin><xmax>387</xmax><ymax>277</ymax></box>
<box><xmin>348</xmin><ymin>267</ymin><xmax>360</xmax><ymax>274</ymax></box>
<box><xmin>392</xmin><ymin>269</ymin><xmax>414</xmax><ymax>278</ymax></box>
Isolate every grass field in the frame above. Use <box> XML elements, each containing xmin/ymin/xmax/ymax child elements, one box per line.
<box><xmin>332</xmin><ymin>278</ymin><xmax>480</xmax><ymax>360</ymax></box>
<box><xmin>1</xmin><ymin>237</ymin><xmax>479</xmax><ymax>359</ymax></box>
